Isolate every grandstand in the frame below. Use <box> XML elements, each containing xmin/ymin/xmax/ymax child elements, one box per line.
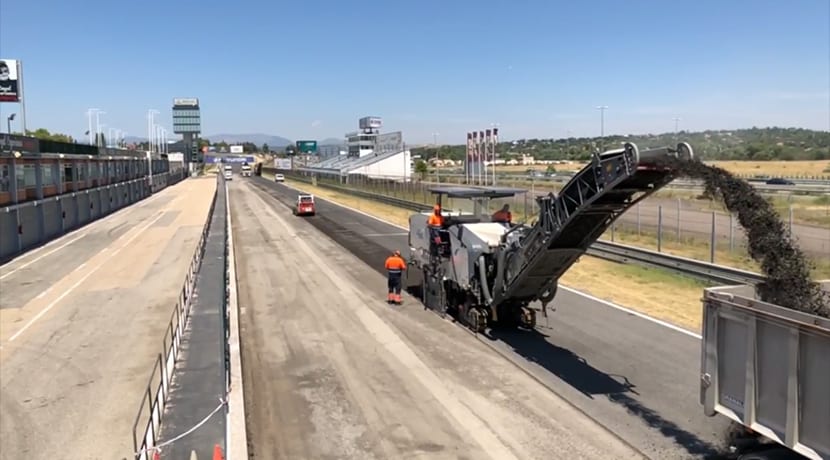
<box><xmin>298</xmin><ymin>116</ymin><xmax>413</xmax><ymax>181</ymax></box>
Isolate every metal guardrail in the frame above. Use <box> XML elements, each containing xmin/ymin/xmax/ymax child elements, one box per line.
<box><xmin>130</xmin><ymin>175</ymin><xmax>220</xmax><ymax>460</ymax></box>
<box><xmin>268</xmin><ymin>168</ymin><xmax>767</xmax><ymax>286</ymax></box>
<box><xmin>588</xmin><ymin>241</ymin><xmax>765</xmax><ymax>285</ymax></box>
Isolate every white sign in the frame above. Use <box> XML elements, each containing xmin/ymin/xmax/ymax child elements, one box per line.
<box><xmin>274</xmin><ymin>158</ymin><xmax>292</xmax><ymax>170</ymax></box>
<box><xmin>167</xmin><ymin>153</ymin><xmax>184</xmax><ymax>162</ymax></box>
<box><xmin>229</xmin><ymin>145</ymin><xmax>244</xmax><ymax>154</ymax></box>
<box><xmin>173</xmin><ymin>97</ymin><xmax>199</xmax><ymax>106</ymax></box>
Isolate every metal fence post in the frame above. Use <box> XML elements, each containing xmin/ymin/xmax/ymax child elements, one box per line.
<box><xmin>788</xmin><ymin>205</ymin><xmax>793</xmax><ymax>233</ymax></box>
<box><xmin>637</xmin><ymin>203</ymin><xmax>641</xmax><ymax>236</ymax></box>
<box><xmin>710</xmin><ymin>211</ymin><xmax>716</xmax><ymax>263</ymax></box>
<box><xmin>729</xmin><ymin>216</ymin><xmax>735</xmax><ymax>252</ymax></box>
<box><xmin>676</xmin><ymin>198</ymin><xmax>681</xmax><ymax>241</ymax></box>
<box><xmin>657</xmin><ymin>205</ymin><xmax>663</xmax><ymax>252</ymax></box>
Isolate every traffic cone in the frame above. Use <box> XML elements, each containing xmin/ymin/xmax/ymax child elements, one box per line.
<box><xmin>213</xmin><ymin>444</ymin><xmax>224</xmax><ymax>460</ymax></box>
<box><xmin>153</xmin><ymin>450</ymin><xmax>161</xmax><ymax>460</ymax></box>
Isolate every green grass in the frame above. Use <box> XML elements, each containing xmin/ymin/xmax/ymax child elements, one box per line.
<box><xmin>613</xmin><ymin>263</ymin><xmax>710</xmax><ymax>289</ymax></box>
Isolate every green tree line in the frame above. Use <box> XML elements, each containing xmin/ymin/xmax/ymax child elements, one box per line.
<box><xmin>412</xmin><ymin>127</ymin><xmax>830</xmax><ymax>162</ymax></box>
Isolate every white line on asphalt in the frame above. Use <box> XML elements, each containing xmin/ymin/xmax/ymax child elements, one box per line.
<box><xmin>278</xmin><ymin>181</ymin><xmax>704</xmax><ymax>340</ymax></box>
<box><xmin>224</xmin><ymin>181</ymin><xmax>250</xmax><ymax>460</ymax></box>
<box><xmin>6</xmin><ymin>210</ymin><xmax>166</xmax><ymax>343</ymax></box>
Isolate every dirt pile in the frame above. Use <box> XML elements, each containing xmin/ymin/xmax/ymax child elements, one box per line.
<box><xmin>662</xmin><ymin>158</ymin><xmax>829</xmax><ymax>317</ymax></box>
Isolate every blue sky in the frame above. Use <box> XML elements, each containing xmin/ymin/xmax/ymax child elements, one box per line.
<box><xmin>1</xmin><ymin>0</ymin><xmax>828</xmax><ymax>144</ymax></box>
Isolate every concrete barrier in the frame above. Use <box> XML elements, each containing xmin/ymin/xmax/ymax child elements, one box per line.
<box><xmin>0</xmin><ymin>169</ymin><xmax>188</xmax><ymax>263</ymax></box>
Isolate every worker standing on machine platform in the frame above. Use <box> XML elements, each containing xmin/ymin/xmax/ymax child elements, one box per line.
<box><xmin>427</xmin><ymin>204</ymin><xmax>444</xmax><ymax>257</ymax></box>
<box><xmin>428</xmin><ymin>204</ymin><xmax>444</xmax><ymax>226</ymax></box>
<box><xmin>385</xmin><ymin>250</ymin><xmax>407</xmax><ymax>304</ymax></box>
<box><xmin>492</xmin><ymin>204</ymin><xmax>512</xmax><ymax>225</ymax></box>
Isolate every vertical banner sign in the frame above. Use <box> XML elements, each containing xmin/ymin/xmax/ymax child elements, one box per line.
<box><xmin>479</xmin><ymin>131</ymin><xmax>485</xmax><ymax>185</ymax></box>
<box><xmin>492</xmin><ymin>128</ymin><xmax>499</xmax><ymax>185</ymax></box>
<box><xmin>0</xmin><ymin>59</ymin><xmax>21</xmax><ymax>102</ymax></box>
<box><xmin>472</xmin><ymin>131</ymin><xmax>478</xmax><ymax>185</ymax></box>
<box><xmin>485</xmin><ymin>129</ymin><xmax>492</xmax><ymax>185</ymax></box>
<box><xmin>465</xmin><ymin>132</ymin><xmax>472</xmax><ymax>184</ymax></box>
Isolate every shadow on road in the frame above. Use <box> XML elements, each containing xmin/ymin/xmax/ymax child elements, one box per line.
<box><xmin>487</xmin><ymin>327</ymin><xmax>724</xmax><ymax>459</ymax></box>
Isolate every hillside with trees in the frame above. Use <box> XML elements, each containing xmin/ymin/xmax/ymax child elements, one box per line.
<box><xmin>412</xmin><ymin>127</ymin><xmax>830</xmax><ymax>163</ymax></box>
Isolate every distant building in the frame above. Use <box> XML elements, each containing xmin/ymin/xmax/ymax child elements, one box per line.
<box><xmin>301</xmin><ymin>115</ymin><xmax>412</xmax><ymax>181</ymax></box>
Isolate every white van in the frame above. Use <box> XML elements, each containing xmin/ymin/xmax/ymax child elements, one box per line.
<box><xmin>223</xmin><ymin>167</ymin><xmax>233</xmax><ymax>180</ymax></box>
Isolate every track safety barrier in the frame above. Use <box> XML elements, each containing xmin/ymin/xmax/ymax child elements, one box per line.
<box><xmin>264</xmin><ymin>168</ymin><xmax>767</xmax><ymax>286</ymax></box>
<box><xmin>129</xmin><ymin>175</ymin><xmax>220</xmax><ymax>460</ymax></box>
<box><xmin>1</xmin><ymin>168</ymin><xmax>187</xmax><ymax>262</ymax></box>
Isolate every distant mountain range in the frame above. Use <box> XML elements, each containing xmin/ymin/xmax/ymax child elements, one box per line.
<box><xmin>122</xmin><ymin>134</ymin><xmax>346</xmax><ymax>147</ymax></box>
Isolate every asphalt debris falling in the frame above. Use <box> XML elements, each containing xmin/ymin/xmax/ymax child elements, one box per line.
<box><xmin>661</xmin><ymin>157</ymin><xmax>829</xmax><ymax>317</ymax></box>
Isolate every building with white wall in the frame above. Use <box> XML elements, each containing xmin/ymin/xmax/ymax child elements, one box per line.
<box><xmin>301</xmin><ymin>115</ymin><xmax>412</xmax><ymax>181</ymax></box>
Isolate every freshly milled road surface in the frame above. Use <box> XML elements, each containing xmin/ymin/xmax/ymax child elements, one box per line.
<box><xmin>248</xmin><ymin>176</ymin><xmax>734</xmax><ymax>460</ymax></box>
<box><xmin>0</xmin><ymin>177</ymin><xmax>216</xmax><ymax>460</ymax></box>
<box><xmin>231</xmin><ymin>179</ymin><xmax>644</xmax><ymax>460</ymax></box>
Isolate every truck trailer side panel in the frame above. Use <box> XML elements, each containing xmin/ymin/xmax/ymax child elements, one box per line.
<box><xmin>700</xmin><ymin>282</ymin><xmax>830</xmax><ymax>460</ymax></box>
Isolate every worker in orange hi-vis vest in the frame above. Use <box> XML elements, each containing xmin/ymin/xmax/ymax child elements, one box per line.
<box><xmin>491</xmin><ymin>204</ymin><xmax>512</xmax><ymax>224</ymax></box>
<box><xmin>384</xmin><ymin>250</ymin><xmax>407</xmax><ymax>304</ymax></box>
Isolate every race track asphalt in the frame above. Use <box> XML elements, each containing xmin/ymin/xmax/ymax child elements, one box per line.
<box><xmin>248</xmin><ymin>176</ymin><xmax>733</xmax><ymax>460</ymax></box>
<box><xmin>232</xmin><ymin>179</ymin><xmax>647</xmax><ymax>459</ymax></box>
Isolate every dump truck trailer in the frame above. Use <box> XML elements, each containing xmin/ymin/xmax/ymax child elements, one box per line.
<box><xmin>700</xmin><ymin>281</ymin><xmax>829</xmax><ymax>460</ymax></box>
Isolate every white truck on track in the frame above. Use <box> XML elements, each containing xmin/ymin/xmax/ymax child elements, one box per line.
<box><xmin>241</xmin><ymin>162</ymin><xmax>252</xmax><ymax>177</ymax></box>
<box><xmin>699</xmin><ymin>281</ymin><xmax>829</xmax><ymax>460</ymax></box>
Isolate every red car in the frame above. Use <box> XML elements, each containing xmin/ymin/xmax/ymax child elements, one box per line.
<box><xmin>294</xmin><ymin>194</ymin><xmax>316</xmax><ymax>216</ymax></box>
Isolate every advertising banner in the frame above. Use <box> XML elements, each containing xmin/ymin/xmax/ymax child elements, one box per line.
<box><xmin>229</xmin><ymin>145</ymin><xmax>244</xmax><ymax>154</ymax></box>
<box><xmin>0</xmin><ymin>59</ymin><xmax>20</xmax><ymax>103</ymax></box>
<box><xmin>205</xmin><ymin>155</ymin><xmax>255</xmax><ymax>164</ymax></box>
<box><xmin>274</xmin><ymin>158</ymin><xmax>292</xmax><ymax>170</ymax></box>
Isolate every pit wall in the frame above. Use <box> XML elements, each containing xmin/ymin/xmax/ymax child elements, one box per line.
<box><xmin>0</xmin><ymin>168</ymin><xmax>187</xmax><ymax>262</ymax></box>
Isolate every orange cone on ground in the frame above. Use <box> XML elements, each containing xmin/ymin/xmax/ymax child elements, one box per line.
<box><xmin>153</xmin><ymin>450</ymin><xmax>161</xmax><ymax>460</ymax></box>
<box><xmin>213</xmin><ymin>444</ymin><xmax>224</xmax><ymax>460</ymax></box>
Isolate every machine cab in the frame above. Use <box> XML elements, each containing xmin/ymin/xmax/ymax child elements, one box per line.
<box><xmin>408</xmin><ymin>186</ymin><xmax>526</xmax><ymax>263</ymax></box>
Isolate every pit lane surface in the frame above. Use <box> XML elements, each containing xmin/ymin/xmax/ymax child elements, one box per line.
<box><xmin>230</xmin><ymin>179</ymin><xmax>645</xmax><ymax>460</ymax></box>
<box><xmin>250</xmin><ymin>176</ymin><xmax>732</xmax><ymax>460</ymax></box>
<box><xmin>0</xmin><ymin>177</ymin><xmax>217</xmax><ymax>460</ymax></box>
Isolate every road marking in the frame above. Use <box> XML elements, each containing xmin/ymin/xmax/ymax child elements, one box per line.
<box><xmin>0</xmin><ymin>187</ymin><xmax>169</xmax><ymax>280</ymax></box>
<box><xmin>277</xmin><ymin>181</ymin><xmax>704</xmax><ymax>340</ymax></box>
<box><xmin>558</xmin><ymin>286</ymin><xmax>702</xmax><ymax>339</ymax></box>
<box><xmin>6</xmin><ymin>210</ymin><xmax>166</xmax><ymax>343</ymax></box>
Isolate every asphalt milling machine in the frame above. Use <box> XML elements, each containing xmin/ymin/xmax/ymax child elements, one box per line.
<box><xmin>406</xmin><ymin>141</ymin><xmax>695</xmax><ymax>333</ymax></box>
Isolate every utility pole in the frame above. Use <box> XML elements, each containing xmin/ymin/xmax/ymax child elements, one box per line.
<box><xmin>432</xmin><ymin>132</ymin><xmax>439</xmax><ymax>182</ymax></box>
<box><xmin>86</xmin><ymin>108</ymin><xmax>100</xmax><ymax>145</ymax></box>
<box><xmin>147</xmin><ymin>109</ymin><xmax>159</xmax><ymax>153</ymax></box>
<box><xmin>95</xmin><ymin>110</ymin><xmax>106</xmax><ymax>147</ymax></box>
<box><xmin>596</xmin><ymin>106</ymin><xmax>609</xmax><ymax>153</ymax></box>
<box><xmin>673</xmin><ymin>117</ymin><xmax>681</xmax><ymax>140</ymax></box>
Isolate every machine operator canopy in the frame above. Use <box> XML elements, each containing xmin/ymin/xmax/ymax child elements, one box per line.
<box><xmin>427</xmin><ymin>186</ymin><xmax>527</xmax><ymax>200</ymax></box>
